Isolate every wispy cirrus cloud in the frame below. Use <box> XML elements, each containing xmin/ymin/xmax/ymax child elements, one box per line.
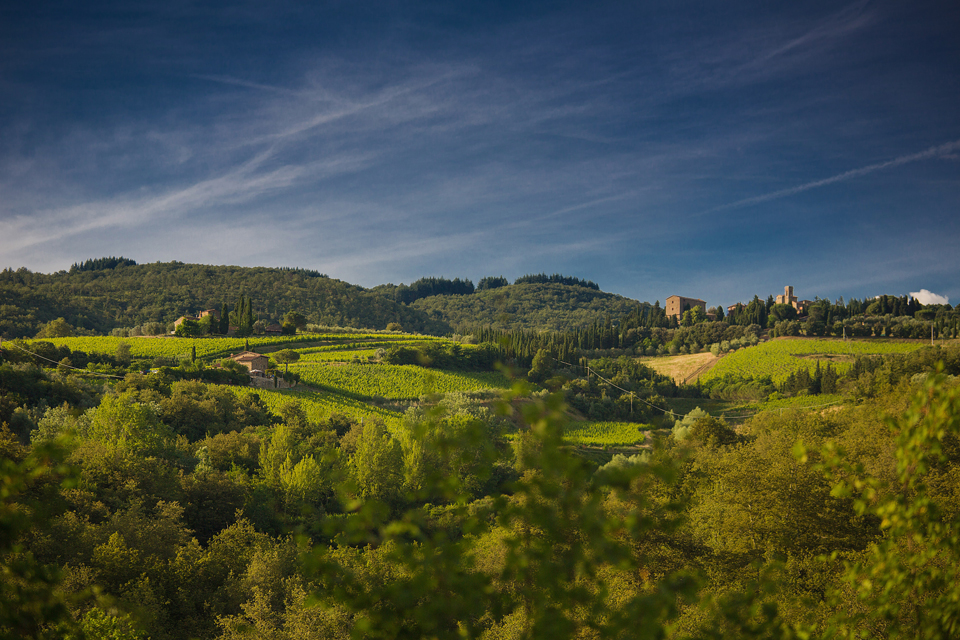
<box><xmin>706</xmin><ymin>139</ymin><xmax>960</xmax><ymax>213</ymax></box>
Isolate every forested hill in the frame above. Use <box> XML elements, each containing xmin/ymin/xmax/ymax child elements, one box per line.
<box><xmin>0</xmin><ymin>262</ymin><xmax>452</xmax><ymax>338</ymax></box>
<box><xmin>409</xmin><ymin>282</ymin><xmax>648</xmax><ymax>332</ymax></box>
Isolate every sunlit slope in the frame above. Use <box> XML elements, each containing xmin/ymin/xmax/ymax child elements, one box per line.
<box><xmin>409</xmin><ymin>282</ymin><xmax>645</xmax><ymax>331</ymax></box>
<box><xmin>700</xmin><ymin>338</ymin><xmax>925</xmax><ymax>384</ymax></box>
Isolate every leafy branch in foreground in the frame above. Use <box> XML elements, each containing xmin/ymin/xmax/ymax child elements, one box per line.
<box><xmin>808</xmin><ymin>369</ymin><xmax>960</xmax><ymax>639</ymax></box>
<box><xmin>305</xmin><ymin>385</ymin><xmax>697</xmax><ymax>639</ymax></box>
<box><xmin>1</xmin><ymin>436</ymin><xmax>80</xmax><ymax>639</ymax></box>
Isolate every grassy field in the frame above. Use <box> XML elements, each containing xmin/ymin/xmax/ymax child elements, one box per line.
<box><xmin>699</xmin><ymin>337</ymin><xmax>926</xmax><ymax>384</ymax></box>
<box><xmin>644</xmin><ymin>352</ymin><xmax>720</xmax><ymax>384</ymax></box>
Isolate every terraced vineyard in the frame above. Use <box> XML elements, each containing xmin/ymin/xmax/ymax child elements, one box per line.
<box><xmin>291</xmin><ymin>363</ymin><xmax>511</xmax><ymax>400</ymax></box>
<box><xmin>227</xmin><ymin>386</ymin><xmax>403</xmax><ymax>428</ymax></box>
<box><xmin>562</xmin><ymin>421</ymin><xmax>650</xmax><ymax>446</ymax></box>
<box><xmin>27</xmin><ymin>334</ymin><xmax>340</xmax><ymax>361</ymax></box>
<box><xmin>25</xmin><ymin>333</ymin><xmax>450</xmax><ymax>361</ymax></box>
<box><xmin>297</xmin><ymin>348</ymin><xmax>382</xmax><ymax>363</ymax></box>
<box><xmin>295</xmin><ymin>340</ymin><xmax>421</xmax><ymax>363</ymax></box>
<box><xmin>24</xmin><ymin>332</ymin><xmax>510</xmax><ymax>429</ymax></box>
<box><xmin>701</xmin><ymin>338</ymin><xmax>925</xmax><ymax>384</ymax></box>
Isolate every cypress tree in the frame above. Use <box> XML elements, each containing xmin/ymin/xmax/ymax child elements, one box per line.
<box><xmin>220</xmin><ymin>302</ymin><xmax>229</xmax><ymax>334</ymax></box>
<box><xmin>243</xmin><ymin>296</ymin><xmax>254</xmax><ymax>336</ymax></box>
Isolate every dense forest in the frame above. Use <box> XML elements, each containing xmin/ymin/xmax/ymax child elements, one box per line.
<box><xmin>0</xmin><ymin>262</ymin><xmax>451</xmax><ymax>338</ymax></box>
<box><xmin>412</xmin><ymin>282</ymin><xmax>644</xmax><ymax>332</ymax></box>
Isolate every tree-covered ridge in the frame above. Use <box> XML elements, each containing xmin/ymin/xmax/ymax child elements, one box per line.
<box><xmin>0</xmin><ymin>262</ymin><xmax>451</xmax><ymax>338</ymax></box>
<box><xmin>69</xmin><ymin>256</ymin><xmax>138</xmax><ymax>272</ymax></box>
<box><xmin>371</xmin><ymin>276</ymin><xmax>476</xmax><ymax>304</ymax></box>
<box><xmin>513</xmin><ymin>272</ymin><xmax>600</xmax><ymax>290</ymax></box>
<box><xmin>411</xmin><ymin>282</ymin><xmax>644</xmax><ymax>331</ymax></box>
<box><xmin>475</xmin><ymin>275</ymin><xmax>508</xmax><ymax>291</ymax></box>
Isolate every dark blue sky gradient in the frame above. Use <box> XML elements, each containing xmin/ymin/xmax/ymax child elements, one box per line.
<box><xmin>2</xmin><ymin>0</ymin><xmax>958</xmax><ymax>308</ymax></box>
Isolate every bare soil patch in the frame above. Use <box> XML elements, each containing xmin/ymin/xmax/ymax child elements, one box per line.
<box><xmin>793</xmin><ymin>353</ymin><xmax>856</xmax><ymax>363</ymax></box>
<box><xmin>644</xmin><ymin>352</ymin><xmax>720</xmax><ymax>384</ymax></box>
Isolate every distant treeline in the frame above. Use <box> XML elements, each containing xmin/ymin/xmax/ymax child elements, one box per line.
<box><xmin>69</xmin><ymin>256</ymin><xmax>138</xmax><ymax>272</ymax></box>
<box><xmin>376</xmin><ymin>273</ymin><xmax>600</xmax><ymax>305</ymax></box>
<box><xmin>276</xmin><ymin>266</ymin><xmax>327</xmax><ymax>278</ymax></box>
<box><xmin>392</xmin><ymin>277</ymin><xmax>476</xmax><ymax>304</ymax></box>
<box><xmin>513</xmin><ymin>273</ymin><xmax>599</xmax><ymax>290</ymax></box>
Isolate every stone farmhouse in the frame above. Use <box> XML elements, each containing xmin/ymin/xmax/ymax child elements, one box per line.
<box><xmin>174</xmin><ymin>308</ymin><xmax>221</xmax><ymax>328</ymax></box>
<box><xmin>666</xmin><ymin>295</ymin><xmax>707</xmax><ymax>319</ymax></box>
<box><xmin>229</xmin><ymin>351</ymin><xmax>270</xmax><ymax>373</ymax></box>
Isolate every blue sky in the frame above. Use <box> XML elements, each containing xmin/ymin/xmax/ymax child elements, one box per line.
<box><xmin>1</xmin><ymin>0</ymin><xmax>958</xmax><ymax>309</ymax></box>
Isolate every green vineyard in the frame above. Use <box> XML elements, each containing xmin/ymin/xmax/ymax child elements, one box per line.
<box><xmin>227</xmin><ymin>386</ymin><xmax>403</xmax><ymax>428</ymax></box>
<box><xmin>21</xmin><ymin>332</ymin><xmax>507</xmax><ymax>428</ymax></box>
<box><xmin>701</xmin><ymin>338</ymin><xmax>925</xmax><ymax>384</ymax></box>
<box><xmin>27</xmin><ymin>334</ymin><xmax>336</xmax><ymax>361</ymax></box>
<box><xmin>562</xmin><ymin>421</ymin><xmax>651</xmax><ymax>446</ymax></box>
<box><xmin>290</xmin><ymin>363</ymin><xmax>512</xmax><ymax>400</ymax></box>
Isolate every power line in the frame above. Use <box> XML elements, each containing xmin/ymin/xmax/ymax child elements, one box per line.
<box><xmin>552</xmin><ymin>356</ymin><xmax>685</xmax><ymax>418</ymax></box>
<box><xmin>1</xmin><ymin>340</ymin><xmax>127</xmax><ymax>379</ymax></box>
<box><xmin>551</xmin><ymin>355</ymin><xmax>844</xmax><ymax>421</ymax></box>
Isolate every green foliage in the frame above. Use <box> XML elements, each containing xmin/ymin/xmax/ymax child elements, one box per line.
<box><xmin>700</xmin><ymin>372</ymin><xmax>776</xmax><ymax>402</ymax></box>
<box><xmin>227</xmin><ymin>386</ymin><xmax>402</xmax><ymax>429</ymax></box>
<box><xmin>411</xmin><ymin>282</ymin><xmax>639</xmax><ymax>332</ymax></box>
<box><xmin>348</xmin><ymin>421</ymin><xmax>404</xmax><ymax>508</ymax></box>
<box><xmin>671</xmin><ymin>406</ymin><xmax>710</xmax><ymax>442</ymax></box>
<box><xmin>291</xmin><ymin>363</ymin><xmax>511</xmax><ymax>400</ymax></box>
<box><xmin>173</xmin><ymin>318</ymin><xmax>202</xmax><ymax>338</ymax></box>
<box><xmin>34</xmin><ymin>318</ymin><xmax>75</xmax><ymax>339</ymax></box>
<box><xmin>273</xmin><ymin>349</ymin><xmax>300</xmax><ymax>373</ymax></box>
<box><xmin>85</xmin><ymin>392</ymin><xmax>172</xmax><ymax>456</ymax></box>
<box><xmin>812</xmin><ymin>373</ymin><xmax>960</xmax><ymax>637</ymax></box>
<box><xmin>476</xmin><ymin>275</ymin><xmax>509</xmax><ymax>291</ymax></box>
<box><xmin>513</xmin><ymin>272</ymin><xmax>600</xmax><ymax>290</ymax></box>
<box><xmin>27</xmin><ymin>334</ymin><xmax>327</xmax><ymax>363</ymax></box>
<box><xmin>7</xmin><ymin>285</ymin><xmax>960</xmax><ymax>640</ymax></box>
<box><xmin>702</xmin><ymin>338</ymin><xmax>924</xmax><ymax>384</ymax></box>
<box><xmin>0</xmin><ymin>261</ymin><xmax>451</xmax><ymax>338</ymax></box>
<box><xmin>561</xmin><ymin>421</ymin><xmax>650</xmax><ymax>446</ymax></box>
<box><xmin>0</xmin><ymin>439</ymin><xmax>83</xmax><ymax>639</ymax></box>
<box><xmin>308</xmin><ymin>387</ymin><xmax>696</xmax><ymax>639</ymax></box>
<box><xmin>396</xmin><ymin>407</ymin><xmax>505</xmax><ymax>502</ymax></box>
<box><xmin>375</xmin><ymin>276</ymin><xmax>475</xmax><ymax>304</ymax></box>
<box><xmin>69</xmin><ymin>257</ymin><xmax>138</xmax><ymax>273</ymax></box>
<box><xmin>73</xmin><ymin>608</ymin><xmax>146</xmax><ymax>640</ymax></box>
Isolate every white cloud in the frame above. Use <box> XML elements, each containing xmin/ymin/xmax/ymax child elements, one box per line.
<box><xmin>910</xmin><ymin>289</ymin><xmax>949</xmax><ymax>305</ymax></box>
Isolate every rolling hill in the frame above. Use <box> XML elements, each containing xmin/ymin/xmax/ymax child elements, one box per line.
<box><xmin>408</xmin><ymin>282</ymin><xmax>648</xmax><ymax>332</ymax></box>
<box><xmin>1</xmin><ymin>261</ymin><xmax>652</xmax><ymax>338</ymax></box>
<box><xmin>0</xmin><ymin>261</ymin><xmax>451</xmax><ymax>338</ymax></box>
